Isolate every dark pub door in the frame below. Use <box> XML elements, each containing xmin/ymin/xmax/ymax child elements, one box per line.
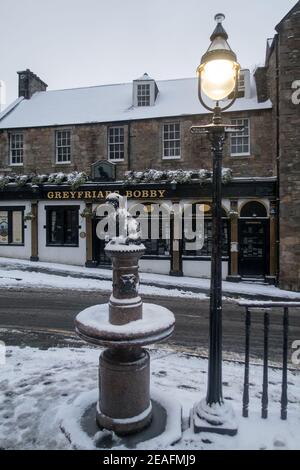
<box><xmin>238</xmin><ymin>220</ymin><xmax>269</xmax><ymax>278</ymax></box>
<box><xmin>92</xmin><ymin>218</ymin><xmax>112</xmax><ymax>267</ymax></box>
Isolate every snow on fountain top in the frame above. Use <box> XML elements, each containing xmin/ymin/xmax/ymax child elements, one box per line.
<box><xmin>75</xmin><ymin>303</ymin><xmax>175</xmax><ymax>346</ymax></box>
<box><xmin>104</xmin><ymin>193</ymin><xmax>145</xmax><ymax>253</ymax></box>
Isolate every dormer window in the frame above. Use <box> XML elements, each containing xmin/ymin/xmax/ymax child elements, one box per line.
<box><xmin>137</xmin><ymin>84</ymin><xmax>151</xmax><ymax>106</ymax></box>
<box><xmin>238</xmin><ymin>74</ymin><xmax>245</xmax><ymax>94</ymax></box>
<box><xmin>228</xmin><ymin>69</ymin><xmax>251</xmax><ymax>99</ymax></box>
<box><xmin>133</xmin><ymin>73</ymin><xmax>159</xmax><ymax>107</ymax></box>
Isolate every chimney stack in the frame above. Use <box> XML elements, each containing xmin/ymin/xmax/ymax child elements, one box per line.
<box><xmin>254</xmin><ymin>66</ymin><xmax>269</xmax><ymax>103</ymax></box>
<box><xmin>17</xmin><ymin>69</ymin><xmax>48</xmax><ymax>99</ymax></box>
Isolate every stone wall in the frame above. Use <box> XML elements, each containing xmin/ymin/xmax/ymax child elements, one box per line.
<box><xmin>0</xmin><ymin>108</ymin><xmax>274</xmax><ymax>180</ymax></box>
<box><xmin>276</xmin><ymin>3</ymin><xmax>300</xmax><ymax>290</ymax></box>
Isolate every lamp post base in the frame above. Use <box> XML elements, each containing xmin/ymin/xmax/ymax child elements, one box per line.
<box><xmin>192</xmin><ymin>399</ymin><xmax>238</xmax><ymax>436</ymax></box>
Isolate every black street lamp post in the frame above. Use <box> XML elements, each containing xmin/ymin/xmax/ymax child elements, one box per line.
<box><xmin>191</xmin><ymin>14</ymin><xmax>241</xmax><ymax>435</ymax></box>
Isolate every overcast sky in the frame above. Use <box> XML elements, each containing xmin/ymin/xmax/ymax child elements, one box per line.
<box><xmin>0</xmin><ymin>0</ymin><xmax>297</xmax><ymax>106</ymax></box>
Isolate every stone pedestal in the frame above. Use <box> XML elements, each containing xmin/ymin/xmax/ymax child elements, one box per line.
<box><xmin>97</xmin><ymin>348</ymin><xmax>151</xmax><ymax>435</ymax></box>
<box><xmin>107</xmin><ymin>249</ymin><xmax>143</xmax><ymax>325</ymax></box>
<box><xmin>75</xmin><ymin>243</ymin><xmax>175</xmax><ymax>436</ymax></box>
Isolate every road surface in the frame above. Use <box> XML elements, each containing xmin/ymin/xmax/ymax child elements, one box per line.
<box><xmin>0</xmin><ymin>288</ymin><xmax>300</xmax><ymax>363</ymax></box>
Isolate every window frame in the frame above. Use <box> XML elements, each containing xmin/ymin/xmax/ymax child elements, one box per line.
<box><xmin>182</xmin><ymin>217</ymin><xmax>230</xmax><ymax>260</ymax></box>
<box><xmin>108</xmin><ymin>126</ymin><xmax>125</xmax><ymax>162</ymax></box>
<box><xmin>55</xmin><ymin>129</ymin><xmax>71</xmax><ymax>164</ymax></box>
<box><xmin>230</xmin><ymin>118</ymin><xmax>251</xmax><ymax>157</ymax></box>
<box><xmin>9</xmin><ymin>132</ymin><xmax>24</xmax><ymax>166</ymax></box>
<box><xmin>162</xmin><ymin>122</ymin><xmax>181</xmax><ymax>160</ymax></box>
<box><xmin>137</xmin><ymin>83</ymin><xmax>151</xmax><ymax>107</ymax></box>
<box><xmin>45</xmin><ymin>205</ymin><xmax>80</xmax><ymax>247</ymax></box>
<box><xmin>141</xmin><ymin>212</ymin><xmax>171</xmax><ymax>259</ymax></box>
<box><xmin>0</xmin><ymin>206</ymin><xmax>25</xmax><ymax>246</ymax></box>
<box><xmin>238</xmin><ymin>74</ymin><xmax>245</xmax><ymax>94</ymax></box>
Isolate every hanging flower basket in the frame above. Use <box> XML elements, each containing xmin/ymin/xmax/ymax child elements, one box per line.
<box><xmin>24</xmin><ymin>211</ymin><xmax>35</xmax><ymax>221</ymax></box>
<box><xmin>80</xmin><ymin>208</ymin><xmax>95</xmax><ymax>219</ymax></box>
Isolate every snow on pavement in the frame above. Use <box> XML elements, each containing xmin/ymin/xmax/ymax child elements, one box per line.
<box><xmin>0</xmin><ymin>345</ymin><xmax>299</xmax><ymax>450</ymax></box>
<box><xmin>1</xmin><ymin>257</ymin><xmax>300</xmax><ymax>299</ymax></box>
<box><xmin>0</xmin><ymin>267</ymin><xmax>207</xmax><ymax>299</ymax></box>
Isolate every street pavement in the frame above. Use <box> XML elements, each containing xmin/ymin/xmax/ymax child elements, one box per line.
<box><xmin>0</xmin><ymin>288</ymin><xmax>300</xmax><ymax>363</ymax></box>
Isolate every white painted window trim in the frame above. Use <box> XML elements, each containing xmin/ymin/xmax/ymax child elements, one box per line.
<box><xmin>108</xmin><ymin>126</ymin><xmax>125</xmax><ymax>162</ymax></box>
<box><xmin>162</xmin><ymin>122</ymin><xmax>181</xmax><ymax>160</ymax></box>
<box><xmin>137</xmin><ymin>83</ymin><xmax>151</xmax><ymax>107</ymax></box>
<box><xmin>230</xmin><ymin>118</ymin><xmax>251</xmax><ymax>157</ymax></box>
<box><xmin>9</xmin><ymin>132</ymin><xmax>24</xmax><ymax>166</ymax></box>
<box><xmin>55</xmin><ymin>129</ymin><xmax>71</xmax><ymax>164</ymax></box>
<box><xmin>133</xmin><ymin>80</ymin><xmax>156</xmax><ymax>107</ymax></box>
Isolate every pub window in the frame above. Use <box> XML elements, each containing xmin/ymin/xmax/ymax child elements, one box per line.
<box><xmin>240</xmin><ymin>201</ymin><xmax>268</xmax><ymax>218</ymax></box>
<box><xmin>46</xmin><ymin>206</ymin><xmax>79</xmax><ymax>246</ymax></box>
<box><xmin>182</xmin><ymin>204</ymin><xmax>229</xmax><ymax>258</ymax></box>
<box><xmin>230</xmin><ymin>118</ymin><xmax>250</xmax><ymax>156</ymax></box>
<box><xmin>0</xmin><ymin>208</ymin><xmax>24</xmax><ymax>245</ymax></box>
<box><xmin>137</xmin><ymin>84</ymin><xmax>151</xmax><ymax>106</ymax></box>
<box><xmin>56</xmin><ymin>130</ymin><xmax>71</xmax><ymax>163</ymax></box>
<box><xmin>10</xmin><ymin>133</ymin><xmax>24</xmax><ymax>166</ymax></box>
<box><xmin>130</xmin><ymin>204</ymin><xmax>170</xmax><ymax>257</ymax></box>
<box><xmin>163</xmin><ymin>123</ymin><xmax>181</xmax><ymax>159</ymax></box>
<box><xmin>108</xmin><ymin>127</ymin><xmax>125</xmax><ymax>161</ymax></box>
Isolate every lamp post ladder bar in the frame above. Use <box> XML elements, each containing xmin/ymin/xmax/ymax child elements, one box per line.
<box><xmin>262</xmin><ymin>310</ymin><xmax>270</xmax><ymax>419</ymax></box>
<box><xmin>243</xmin><ymin>307</ymin><xmax>251</xmax><ymax>418</ymax></box>
<box><xmin>281</xmin><ymin>307</ymin><xmax>289</xmax><ymax>420</ymax></box>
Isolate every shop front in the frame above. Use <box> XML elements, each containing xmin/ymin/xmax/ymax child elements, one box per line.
<box><xmin>0</xmin><ymin>177</ymin><xmax>277</xmax><ymax>282</ymax></box>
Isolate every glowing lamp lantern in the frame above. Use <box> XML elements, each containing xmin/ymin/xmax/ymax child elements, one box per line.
<box><xmin>197</xmin><ymin>14</ymin><xmax>240</xmax><ymax>103</ymax></box>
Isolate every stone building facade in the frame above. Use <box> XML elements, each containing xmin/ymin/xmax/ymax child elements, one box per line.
<box><xmin>0</xmin><ymin>2</ymin><xmax>299</xmax><ymax>289</ymax></box>
<box><xmin>0</xmin><ymin>92</ymin><xmax>274</xmax><ymax>180</ymax></box>
<box><xmin>256</xmin><ymin>1</ymin><xmax>300</xmax><ymax>290</ymax></box>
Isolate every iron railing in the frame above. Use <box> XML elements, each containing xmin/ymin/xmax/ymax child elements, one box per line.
<box><xmin>238</xmin><ymin>301</ymin><xmax>300</xmax><ymax>421</ymax></box>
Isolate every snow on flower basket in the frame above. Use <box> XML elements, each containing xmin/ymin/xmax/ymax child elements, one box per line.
<box><xmin>80</xmin><ymin>207</ymin><xmax>95</xmax><ymax>219</ymax></box>
<box><xmin>124</xmin><ymin>168</ymin><xmax>232</xmax><ymax>185</ymax></box>
<box><xmin>24</xmin><ymin>211</ymin><xmax>35</xmax><ymax>221</ymax></box>
<box><xmin>15</xmin><ymin>174</ymin><xmax>31</xmax><ymax>187</ymax></box>
<box><xmin>0</xmin><ymin>175</ymin><xmax>11</xmax><ymax>190</ymax></box>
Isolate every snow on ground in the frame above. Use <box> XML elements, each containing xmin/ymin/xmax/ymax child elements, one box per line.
<box><xmin>1</xmin><ymin>257</ymin><xmax>300</xmax><ymax>300</ymax></box>
<box><xmin>0</xmin><ymin>345</ymin><xmax>299</xmax><ymax>450</ymax></box>
<box><xmin>0</xmin><ymin>267</ymin><xmax>207</xmax><ymax>300</ymax></box>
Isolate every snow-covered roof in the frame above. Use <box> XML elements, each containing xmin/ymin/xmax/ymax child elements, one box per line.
<box><xmin>0</xmin><ymin>76</ymin><xmax>272</xmax><ymax>129</ymax></box>
<box><xmin>134</xmin><ymin>72</ymin><xmax>154</xmax><ymax>81</ymax></box>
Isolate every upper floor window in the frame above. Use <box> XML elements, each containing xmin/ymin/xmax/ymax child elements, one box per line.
<box><xmin>230</xmin><ymin>118</ymin><xmax>250</xmax><ymax>156</ymax></box>
<box><xmin>238</xmin><ymin>74</ymin><xmax>245</xmax><ymax>95</ymax></box>
<box><xmin>228</xmin><ymin>69</ymin><xmax>251</xmax><ymax>99</ymax></box>
<box><xmin>163</xmin><ymin>123</ymin><xmax>181</xmax><ymax>159</ymax></box>
<box><xmin>56</xmin><ymin>130</ymin><xmax>71</xmax><ymax>163</ymax></box>
<box><xmin>133</xmin><ymin>73</ymin><xmax>158</xmax><ymax>107</ymax></box>
<box><xmin>108</xmin><ymin>127</ymin><xmax>125</xmax><ymax>161</ymax></box>
<box><xmin>10</xmin><ymin>133</ymin><xmax>23</xmax><ymax>166</ymax></box>
<box><xmin>137</xmin><ymin>84</ymin><xmax>151</xmax><ymax>106</ymax></box>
